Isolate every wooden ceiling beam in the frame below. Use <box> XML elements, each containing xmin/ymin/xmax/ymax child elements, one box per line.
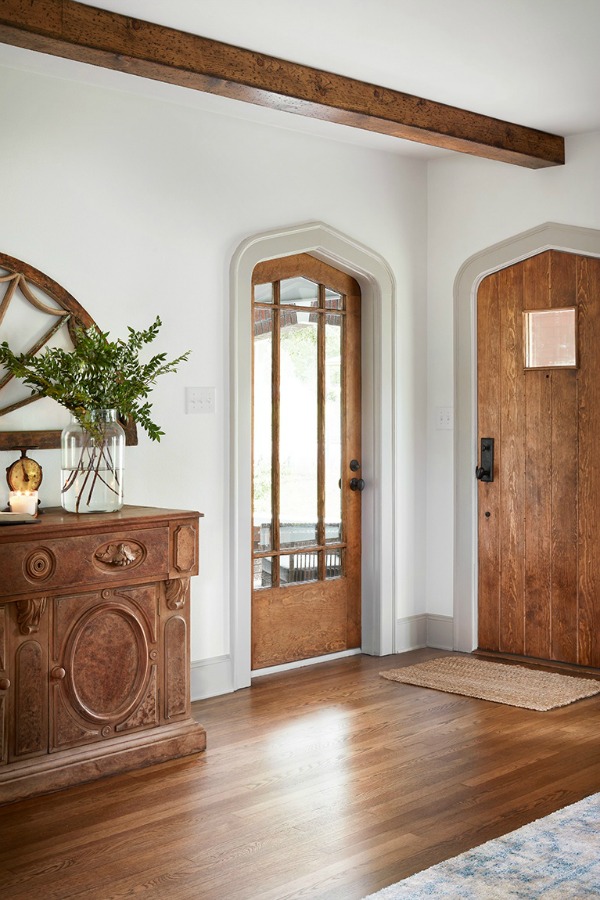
<box><xmin>0</xmin><ymin>0</ymin><xmax>565</xmax><ymax>168</ymax></box>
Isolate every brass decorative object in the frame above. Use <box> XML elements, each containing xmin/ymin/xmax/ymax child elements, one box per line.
<box><xmin>6</xmin><ymin>449</ymin><xmax>43</xmax><ymax>492</ymax></box>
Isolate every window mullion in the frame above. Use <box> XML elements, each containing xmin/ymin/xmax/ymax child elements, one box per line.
<box><xmin>272</xmin><ymin>281</ymin><xmax>281</xmax><ymax>587</ymax></box>
<box><xmin>317</xmin><ymin>284</ymin><xmax>326</xmax><ymax>579</ymax></box>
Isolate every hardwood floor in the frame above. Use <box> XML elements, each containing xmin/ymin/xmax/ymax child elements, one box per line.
<box><xmin>1</xmin><ymin>649</ymin><xmax>599</xmax><ymax>899</ymax></box>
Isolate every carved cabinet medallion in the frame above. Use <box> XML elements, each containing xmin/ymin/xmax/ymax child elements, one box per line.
<box><xmin>94</xmin><ymin>541</ymin><xmax>144</xmax><ymax>569</ymax></box>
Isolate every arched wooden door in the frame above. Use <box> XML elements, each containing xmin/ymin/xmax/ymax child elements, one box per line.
<box><xmin>251</xmin><ymin>254</ymin><xmax>362</xmax><ymax>669</ymax></box>
<box><xmin>477</xmin><ymin>250</ymin><xmax>600</xmax><ymax>667</ymax></box>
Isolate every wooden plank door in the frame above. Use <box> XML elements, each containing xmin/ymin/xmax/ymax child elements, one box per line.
<box><xmin>251</xmin><ymin>254</ymin><xmax>361</xmax><ymax>669</ymax></box>
<box><xmin>477</xmin><ymin>250</ymin><xmax>600</xmax><ymax>667</ymax></box>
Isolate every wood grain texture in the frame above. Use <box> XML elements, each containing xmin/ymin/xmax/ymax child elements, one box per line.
<box><xmin>251</xmin><ymin>255</ymin><xmax>361</xmax><ymax>669</ymax></box>
<box><xmin>0</xmin><ymin>650</ymin><xmax>599</xmax><ymax>899</ymax></box>
<box><xmin>0</xmin><ymin>0</ymin><xmax>565</xmax><ymax>168</ymax></box>
<box><xmin>577</xmin><ymin>256</ymin><xmax>600</xmax><ymax>667</ymax></box>
<box><xmin>522</xmin><ymin>254</ymin><xmax>552</xmax><ymax>660</ymax></box>
<box><xmin>344</xmin><ymin>286</ymin><xmax>362</xmax><ymax>649</ymax></box>
<box><xmin>0</xmin><ymin>506</ymin><xmax>205</xmax><ymax>804</ymax></box>
<box><xmin>549</xmin><ymin>252</ymin><xmax>578</xmax><ymax>664</ymax></box>
<box><xmin>478</xmin><ymin>251</ymin><xmax>600</xmax><ymax>669</ymax></box>
<box><xmin>498</xmin><ymin>263</ymin><xmax>526</xmax><ymax>655</ymax></box>
<box><xmin>477</xmin><ymin>274</ymin><xmax>501</xmax><ymax>650</ymax></box>
<box><xmin>252</xmin><ymin>579</ymin><xmax>349</xmax><ymax>669</ymax></box>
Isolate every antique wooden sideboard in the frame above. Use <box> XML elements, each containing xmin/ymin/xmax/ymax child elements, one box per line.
<box><xmin>0</xmin><ymin>505</ymin><xmax>206</xmax><ymax>804</ymax></box>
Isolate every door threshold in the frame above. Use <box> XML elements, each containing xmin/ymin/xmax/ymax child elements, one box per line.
<box><xmin>473</xmin><ymin>649</ymin><xmax>600</xmax><ymax>676</ymax></box>
<box><xmin>251</xmin><ymin>648</ymin><xmax>362</xmax><ymax>678</ymax></box>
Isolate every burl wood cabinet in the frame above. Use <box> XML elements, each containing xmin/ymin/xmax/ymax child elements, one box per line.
<box><xmin>0</xmin><ymin>506</ymin><xmax>206</xmax><ymax>805</ymax></box>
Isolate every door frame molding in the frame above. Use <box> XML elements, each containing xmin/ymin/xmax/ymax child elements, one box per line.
<box><xmin>454</xmin><ymin>221</ymin><xmax>600</xmax><ymax>652</ymax></box>
<box><xmin>230</xmin><ymin>221</ymin><xmax>396</xmax><ymax>689</ymax></box>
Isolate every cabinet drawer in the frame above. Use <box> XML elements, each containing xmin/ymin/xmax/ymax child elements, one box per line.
<box><xmin>0</xmin><ymin>526</ymin><xmax>169</xmax><ymax>598</ymax></box>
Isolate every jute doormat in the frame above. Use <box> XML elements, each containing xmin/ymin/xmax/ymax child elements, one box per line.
<box><xmin>380</xmin><ymin>656</ymin><xmax>600</xmax><ymax>711</ymax></box>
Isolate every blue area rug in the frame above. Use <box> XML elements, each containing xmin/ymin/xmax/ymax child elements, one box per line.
<box><xmin>364</xmin><ymin>793</ymin><xmax>600</xmax><ymax>898</ymax></box>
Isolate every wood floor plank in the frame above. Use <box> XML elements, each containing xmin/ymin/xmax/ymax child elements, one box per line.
<box><xmin>0</xmin><ymin>650</ymin><xmax>599</xmax><ymax>899</ymax></box>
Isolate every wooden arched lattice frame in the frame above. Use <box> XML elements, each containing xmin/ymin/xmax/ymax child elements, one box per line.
<box><xmin>0</xmin><ymin>253</ymin><xmax>137</xmax><ymax>450</ymax></box>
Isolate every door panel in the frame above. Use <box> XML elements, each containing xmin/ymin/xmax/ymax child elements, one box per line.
<box><xmin>577</xmin><ymin>257</ymin><xmax>600</xmax><ymax>666</ymax></box>
<box><xmin>251</xmin><ymin>254</ymin><xmax>361</xmax><ymax>670</ymax></box>
<box><xmin>477</xmin><ymin>250</ymin><xmax>600</xmax><ymax>667</ymax></box>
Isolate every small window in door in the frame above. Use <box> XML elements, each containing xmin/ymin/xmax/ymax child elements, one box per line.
<box><xmin>524</xmin><ymin>307</ymin><xmax>577</xmax><ymax>369</ymax></box>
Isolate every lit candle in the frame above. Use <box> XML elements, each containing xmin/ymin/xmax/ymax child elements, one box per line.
<box><xmin>9</xmin><ymin>491</ymin><xmax>38</xmax><ymax>516</ymax></box>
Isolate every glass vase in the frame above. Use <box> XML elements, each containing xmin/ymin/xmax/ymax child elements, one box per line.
<box><xmin>61</xmin><ymin>409</ymin><xmax>125</xmax><ymax>513</ymax></box>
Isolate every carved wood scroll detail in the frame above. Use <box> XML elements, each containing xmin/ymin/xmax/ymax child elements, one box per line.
<box><xmin>165</xmin><ymin>578</ymin><xmax>189</xmax><ymax>611</ymax></box>
<box><xmin>95</xmin><ymin>542</ymin><xmax>143</xmax><ymax>568</ymax></box>
<box><xmin>16</xmin><ymin>598</ymin><xmax>48</xmax><ymax>635</ymax></box>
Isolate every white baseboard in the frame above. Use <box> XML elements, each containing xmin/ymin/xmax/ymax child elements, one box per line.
<box><xmin>395</xmin><ymin>614</ymin><xmax>454</xmax><ymax>653</ymax></box>
<box><xmin>251</xmin><ymin>647</ymin><xmax>362</xmax><ymax>678</ymax></box>
<box><xmin>426</xmin><ymin>614</ymin><xmax>454</xmax><ymax>650</ymax></box>
<box><xmin>192</xmin><ymin>617</ymin><xmax>455</xmax><ymax>700</ymax></box>
<box><xmin>190</xmin><ymin>654</ymin><xmax>234</xmax><ymax>701</ymax></box>
<box><xmin>395</xmin><ymin>614</ymin><xmax>428</xmax><ymax>652</ymax></box>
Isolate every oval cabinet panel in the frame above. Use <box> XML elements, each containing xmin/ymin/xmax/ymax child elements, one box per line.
<box><xmin>66</xmin><ymin>605</ymin><xmax>149</xmax><ymax>723</ymax></box>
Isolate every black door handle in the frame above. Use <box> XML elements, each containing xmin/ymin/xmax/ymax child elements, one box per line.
<box><xmin>475</xmin><ymin>438</ymin><xmax>494</xmax><ymax>482</ymax></box>
<box><xmin>350</xmin><ymin>477</ymin><xmax>365</xmax><ymax>491</ymax></box>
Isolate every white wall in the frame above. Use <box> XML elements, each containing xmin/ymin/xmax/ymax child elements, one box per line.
<box><xmin>426</xmin><ymin>131</ymin><xmax>600</xmax><ymax>622</ymax></box>
<box><xmin>0</xmin><ymin>61</ymin><xmax>429</xmax><ymax>686</ymax></box>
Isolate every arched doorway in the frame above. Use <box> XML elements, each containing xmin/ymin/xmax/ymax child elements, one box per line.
<box><xmin>454</xmin><ymin>222</ymin><xmax>600</xmax><ymax>654</ymax></box>
<box><xmin>231</xmin><ymin>222</ymin><xmax>396</xmax><ymax>689</ymax></box>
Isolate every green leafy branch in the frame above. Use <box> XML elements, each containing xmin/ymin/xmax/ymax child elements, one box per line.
<box><xmin>0</xmin><ymin>316</ymin><xmax>190</xmax><ymax>441</ymax></box>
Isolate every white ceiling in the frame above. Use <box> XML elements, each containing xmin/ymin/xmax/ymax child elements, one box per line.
<box><xmin>2</xmin><ymin>0</ymin><xmax>600</xmax><ymax>160</ymax></box>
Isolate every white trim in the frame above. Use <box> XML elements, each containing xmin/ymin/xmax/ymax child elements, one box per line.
<box><xmin>395</xmin><ymin>614</ymin><xmax>427</xmax><ymax>652</ymax></box>
<box><xmin>251</xmin><ymin>648</ymin><xmax>362</xmax><ymax>679</ymax></box>
<box><xmin>426</xmin><ymin>614</ymin><xmax>454</xmax><ymax>651</ymax></box>
<box><xmin>230</xmin><ymin>221</ymin><xmax>396</xmax><ymax>691</ymax></box>
<box><xmin>454</xmin><ymin>222</ymin><xmax>600</xmax><ymax>652</ymax></box>
<box><xmin>190</xmin><ymin>655</ymin><xmax>233</xmax><ymax>701</ymax></box>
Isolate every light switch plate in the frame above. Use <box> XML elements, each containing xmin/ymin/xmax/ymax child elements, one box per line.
<box><xmin>435</xmin><ymin>406</ymin><xmax>454</xmax><ymax>430</ymax></box>
<box><xmin>185</xmin><ymin>387</ymin><xmax>216</xmax><ymax>414</ymax></box>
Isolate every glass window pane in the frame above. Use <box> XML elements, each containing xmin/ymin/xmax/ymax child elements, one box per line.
<box><xmin>281</xmin><ymin>552</ymin><xmax>320</xmax><ymax>584</ymax></box>
<box><xmin>279</xmin><ymin>312</ymin><xmax>318</xmax><ymax>548</ymax></box>
<box><xmin>254</xmin><ymin>282</ymin><xmax>273</xmax><ymax>303</ymax></box>
<box><xmin>325</xmin><ymin>287</ymin><xmax>344</xmax><ymax>310</ymax></box>
<box><xmin>280</xmin><ymin>277</ymin><xmax>319</xmax><ymax>308</ymax></box>
<box><xmin>325</xmin><ymin>549</ymin><xmax>343</xmax><ymax>579</ymax></box>
<box><xmin>254</xmin><ymin>557</ymin><xmax>273</xmax><ymax>589</ymax></box>
<box><xmin>325</xmin><ymin>313</ymin><xmax>342</xmax><ymax>544</ymax></box>
<box><xmin>524</xmin><ymin>308</ymin><xmax>577</xmax><ymax>368</ymax></box>
<box><xmin>253</xmin><ymin>308</ymin><xmax>273</xmax><ymax>551</ymax></box>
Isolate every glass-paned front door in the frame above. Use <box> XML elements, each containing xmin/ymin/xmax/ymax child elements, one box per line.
<box><xmin>251</xmin><ymin>254</ymin><xmax>362</xmax><ymax>669</ymax></box>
